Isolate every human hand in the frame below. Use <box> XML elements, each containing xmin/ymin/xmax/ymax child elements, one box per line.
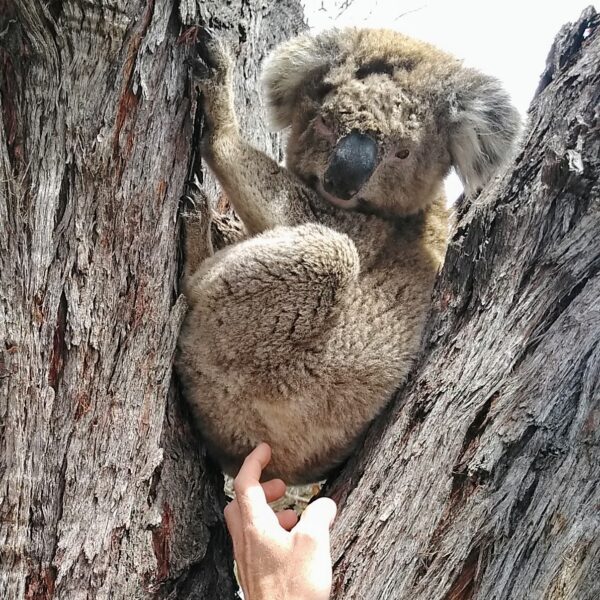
<box><xmin>224</xmin><ymin>443</ymin><xmax>337</xmax><ymax>600</ymax></box>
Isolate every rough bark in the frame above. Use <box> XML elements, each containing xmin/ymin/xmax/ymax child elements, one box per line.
<box><xmin>327</xmin><ymin>7</ymin><xmax>600</xmax><ymax>600</ymax></box>
<box><xmin>0</xmin><ymin>1</ymin><xmax>304</xmax><ymax>599</ymax></box>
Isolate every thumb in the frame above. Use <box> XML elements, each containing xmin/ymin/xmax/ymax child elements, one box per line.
<box><xmin>295</xmin><ymin>497</ymin><xmax>337</xmax><ymax>540</ymax></box>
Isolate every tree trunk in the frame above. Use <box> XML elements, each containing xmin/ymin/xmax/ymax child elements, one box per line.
<box><xmin>0</xmin><ymin>1</ymin><xmax>303</xmax><ymax>598</ymax></box>
<box><xmin>326</xmin><ymin>7</ymin><xmax>600</xmax><ymax>599</ymax></box>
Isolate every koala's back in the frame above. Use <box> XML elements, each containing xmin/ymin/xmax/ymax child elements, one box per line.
<box><xmin>177</xmin><ymin>196</ymin><xmax>447</xmax><ymax>483</ymax></box>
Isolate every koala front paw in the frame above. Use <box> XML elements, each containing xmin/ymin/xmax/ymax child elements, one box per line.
<box><xmin>187</xmin><ymin>27</ymin><xmax>238</xmax><ymax>147</ymax></box>
<box><xmin>188</xmin><ymin>27</ymin><xmax>233</xmax><ymax>86</ymax></box>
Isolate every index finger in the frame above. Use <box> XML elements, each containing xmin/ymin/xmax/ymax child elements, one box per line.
<box><xmin>235</xmin><ymin>443</ymin><xmax>272</xmax><ymax>486</ymax></box>
<box><xmin>233</xmin><ymin>443</ymin><xmax>274</xmax><ymax>518</ymax></box>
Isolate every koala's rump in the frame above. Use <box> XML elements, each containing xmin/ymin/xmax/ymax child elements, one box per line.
<box><xmin>177</xmin><ymin>272</ymin><xmax>430</xmax><ymax>484</ymax></box>
<box><xmin>177</xmin><ymin>349</ymin><xmax>393</xmax><ymax>484</ymax></box>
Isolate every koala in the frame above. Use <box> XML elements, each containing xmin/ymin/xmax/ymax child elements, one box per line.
<box><xmin>176</xmin><ymin>28</ymin><xmax>520</xmax><ymax>484</ymax></box>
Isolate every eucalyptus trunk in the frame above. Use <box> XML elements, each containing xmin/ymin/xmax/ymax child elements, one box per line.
<box><xmin>0</xmin><ymin>1</ymin><xmax>304</xmax><ymax>598</ymax></box>
<box><xmin>326</xmin><ymin>8</ymin><xmax>600</xmax><ymax>600</ymax></box>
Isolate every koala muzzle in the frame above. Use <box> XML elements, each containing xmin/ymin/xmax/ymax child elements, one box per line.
<box><xmin>323</xmin><ymin>132</ymin><xmax>378</xmax><ymax>200</ymax></box>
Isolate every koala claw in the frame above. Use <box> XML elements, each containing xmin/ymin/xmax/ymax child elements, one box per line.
<box><xmin>198</xmin><ymin>25</ymin><xmax>217</xmax><ymax>41</ymax></box>
<box><xmin>181</xmin><ymin>179</ymin><xmax>209</xmax><ymax>216</ymax></box>
<box><xmin>186</xmin><ymin>55</ymin><xmax>212</xmax><ymax>81</ymax></box>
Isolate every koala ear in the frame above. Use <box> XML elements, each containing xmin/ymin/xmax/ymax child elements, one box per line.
<box><xmin>448</xmin><ymin>70</ymin><xmax>521</xmax><ymax>196</ymax></box>
<box><xmin>261</xmin><ymin>31</ymin><xmax>340</xmax><ymax>130</ymax></box>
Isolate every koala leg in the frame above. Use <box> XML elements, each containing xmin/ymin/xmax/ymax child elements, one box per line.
<box><xmin>188</xmin><ymin>29</ymin><xmax>315</xmax><ymax>234</ymax></box>
<box><xmin>180</xmin><ymin>181</ymin><xmax>214</xmax><ymax>297</ymax></box>
<box><xmin>180</xmin><ymin>223</ymin><xmax>360</xmax><ymax>370</ymax></box>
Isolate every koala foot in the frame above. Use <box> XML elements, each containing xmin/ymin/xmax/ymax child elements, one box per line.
<box><xmin>181</xmin><ymin>178</ymin><xmax>214</xmax><ymax>277</ymax></box>
<box><xmin>181</xmin><ymin>177</ymin><xmax>209</xmax><ymax>217</ymax></box>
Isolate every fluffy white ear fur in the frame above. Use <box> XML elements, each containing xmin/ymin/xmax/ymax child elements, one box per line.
<box><xmin>261</xmin><ymin>31</ymin><xmax>339</xmax><ymax>130</ymax></box>
<box><xmin>449</xmin><ymin>71</ymin><xmax>521</xmax><ymax>196</ymax></box>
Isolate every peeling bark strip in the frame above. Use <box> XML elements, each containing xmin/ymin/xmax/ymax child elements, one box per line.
<box><xmin>326</xmin><ymin>7</ymin><xmax>600</xmax><ymax>600</ymax></box>
<box><xmin>0</xmin><ymin>0</ymin><xmax>304</xmax><ymax>598</ymax></box>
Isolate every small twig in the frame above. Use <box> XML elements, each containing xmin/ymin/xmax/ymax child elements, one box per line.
<box><xmin>394</xmin><ymin>4</ymin><xmax>427</xmax><ymax>22</ymax></box>
<box><xmin>335</xmin><ymin>0</ymin><xmax>357</xmax><ymax>19</ymax></box>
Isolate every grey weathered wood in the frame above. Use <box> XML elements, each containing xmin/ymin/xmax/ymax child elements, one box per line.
<box><xmin>327</xmin><ymin>7</ymin><xmax>600</xmax><ymax>600</ymax></box>
<box><xmin>0</xmin><ymin>1</ymin><xmax>303</xmax><ymax>598</ymax></box>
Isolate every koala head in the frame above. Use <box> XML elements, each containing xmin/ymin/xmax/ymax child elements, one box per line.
<box><xmin>262</xmin><ymin>28</ymin><xmax>521</xmax><ymax>217</ymax></box>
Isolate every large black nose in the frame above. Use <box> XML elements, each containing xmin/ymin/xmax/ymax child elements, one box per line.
<box><xmin>323</xmin><ymin>132</ymin><xmax>378</xmax><ymax>200</ymax></box>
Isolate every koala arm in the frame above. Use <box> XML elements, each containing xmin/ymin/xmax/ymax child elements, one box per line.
<box><xmin>203</xmin><ymin>130</ymin><xmax>314</xmax><ymax>235</ymax></box>
<box><xmin>191</xmin><ymin>31</ymin><xmax>315</xmax><ymax>235</ymax></box>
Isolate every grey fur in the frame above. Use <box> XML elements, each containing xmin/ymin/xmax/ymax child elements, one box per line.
<box><xmin>177</xmin><ymin>28</ymin><xmax>520</xmax><ymax>483</ymax></box>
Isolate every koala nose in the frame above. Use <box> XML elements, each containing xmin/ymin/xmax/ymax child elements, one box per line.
<box><xmin>323</xmin><ymin>132</ymin><xmax>378</xmax><ymax>200</ymax></box>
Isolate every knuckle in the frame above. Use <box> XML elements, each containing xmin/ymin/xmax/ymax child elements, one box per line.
<box><xmin>232</xmin><ymin>476</ymin><xmax>245</xmax><ymax>496</ymax></box>
<box><xmin>223</xmin><ymin>502</ymin><xmax>236</xmax><ymax>524</ymax></box>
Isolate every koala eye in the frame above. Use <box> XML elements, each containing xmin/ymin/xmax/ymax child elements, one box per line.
<box><xmin>396</xmin><ymin>149</ymin><xmax>410</xmax><ymax>159</ymax></box>
<box><xmin>356</xmin><ymin>60</ymin><xmax>395</xmax><ymax>80</ymax></box>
